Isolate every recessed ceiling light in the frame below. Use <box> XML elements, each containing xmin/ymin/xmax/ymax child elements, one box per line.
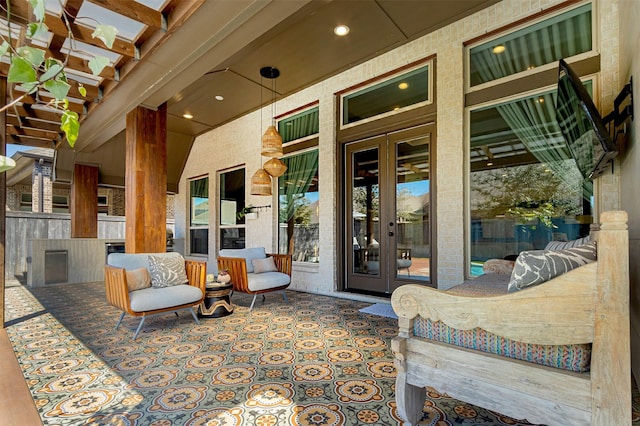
<box><xmin>183</xmin><ymin>113</ymin><xmax>193</xmax><ymax>119</ymax></box>
<box><xmin>492</xmin><ymin>45</ymin><xmax>506</xmax><ymax>54</ymax></box>
<box><xmin>215</xmin><ymin>95</ymin><xmax>224</xmax><ymax>101</ymax></box>
<box><xmin>487</xmin><ymin>162</ymin><xmax>494</xmax><ymax>166</ymax></box>
<box><xmin>398</xmin><ymin>82</ymin><xmax>409</xmax><ymax>90</ymax></box>
<box><xmin>334</xmin><ymin>25</ymin><xmax>350</xmax><ymax>36</ymax></box>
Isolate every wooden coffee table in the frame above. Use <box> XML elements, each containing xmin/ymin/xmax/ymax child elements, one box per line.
<box><xmin>198</xmin><ymin>281</ymin><xmax>234</xmax><ymax>318</ymax></box>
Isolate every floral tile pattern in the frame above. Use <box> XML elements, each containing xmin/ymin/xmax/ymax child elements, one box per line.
<box><xmin>4</xmin><ymin>280</ymin><xmax>640</xmax><ymax>425</ymax></box>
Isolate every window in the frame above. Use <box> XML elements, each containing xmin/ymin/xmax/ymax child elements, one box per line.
<box><xmin>20</xmin><ymin>193</ymin><xmax>32</xmax><ymax>211</ymax></box>
<box><xmin>466</xmin><ymin>3</ymin><xmax>596</xmax><ymax>277</ymax></box>
<box><xmin>468</xmin><ymin>3</ymin><xmax>592</xmax><ymax>87</ymax></box>
<box><xmin>219</xmin><ymin>168</ymin><xmax>245</xmax><ymax>250</ymax></box>
<box><xmin>52</xmin><ymin>195</ymin><xmax>69</xmax><ymax>213</ymax></box>
<box><xmin>278</xmin><ymin>150</ymin><xmax>319</xmax><ymax>262</ymax></box>
<box><xmin>98</xmin><ymin>195</ymin><xmax>108</xmax><ymax>215</ymax></box>
<box><xmin>341</xmin><ymin>62</ymin><xmax>431</xmax><ymax>127</ymax></box>
<box><xmin>278</xmin><ymin>106</ymin><xmax>319</xmax><ymax>144</ymax></box>
<box><xmin>189</xmin><ymin>176</ymin><xmax>209</xmax><ymax>255</ymax></box>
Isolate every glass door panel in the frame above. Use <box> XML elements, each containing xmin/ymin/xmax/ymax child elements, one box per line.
<box><xmin>393</xmin><ymin>134</ymin><xmax>431</xmax><ymax>284</ymax></box>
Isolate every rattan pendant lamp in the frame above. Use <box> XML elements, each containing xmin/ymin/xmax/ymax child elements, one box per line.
<box><xmin>251</xmin><ymin>66</ymin><xmax>287</xmax><ymax>196</ymax></box>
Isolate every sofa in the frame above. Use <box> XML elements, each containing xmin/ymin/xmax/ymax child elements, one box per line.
<box><xmin>104</xmin><ymin>252</ymin><xmax>207</xmax><ymax>339</ymax></box>
<box><xmin>391</xmin><ymin>211</ymin><xmax>630</xmax><ymax>425</ymax></box>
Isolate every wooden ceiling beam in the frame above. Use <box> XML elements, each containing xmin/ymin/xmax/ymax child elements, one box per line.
<box><xmin>7</xmin><ymin>125</ymin><xmax>60</xmax><ymax>141</ymax></box>
<box><xmin>89</xmin><ymin>0</ymin><xmax>166</xmax><ymax>30</ymax></box>
<box><xmin>13</xmin><ymin>90</ymin><xmax>86</xmax><ymax>114</ymax></box>
<box><xmin>10</xmin><ymin>105</ymin><xmax>63</xmax><ymax>123</ymax></box>
<box><xmin>43</xmin><ymin>14</ymin><xmax>137</xmax><ymax>58</ymax></box>
<box><xmin>6</xmin><ymin>115</ymin><xmax>61</xmax><ymax>132</ymax></box>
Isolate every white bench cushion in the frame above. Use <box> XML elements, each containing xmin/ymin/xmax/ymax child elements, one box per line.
<box><xmin>129</xmin><ymin>284</ymin><xmax>203</xmax><ymax>312</ymax></box>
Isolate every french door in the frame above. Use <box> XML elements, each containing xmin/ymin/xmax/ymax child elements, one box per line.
<box><xmin>344</xmin><ymin>124</ymin><xmax>433</xmax><ymax>294</ymax></box>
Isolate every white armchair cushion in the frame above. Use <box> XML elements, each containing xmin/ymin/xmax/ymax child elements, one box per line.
<box><xmin>129</xmin><ymin>285</ymin><xmax>203</xmax><ymax>312</ymax></box>
<box><xmin>246</xmin><ymin>272</ymin><xmax>290</xmax><ymax>292</ymax></box>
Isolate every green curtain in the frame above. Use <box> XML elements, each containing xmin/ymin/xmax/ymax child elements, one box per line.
<box><xmin>279</xmin><ymin>150</ymin><xmax>319</xmax><ymax>222</ymax></box>
<box><xmin>495</xmin><ymin>92</ymin><xmax>592</xmax><ymax>200</ymax></box>
<box><xmin>190</xmin><ymin>178</ymin><xmax>208</xmax><ymax>198</ymax></box>
<box><xmin>279</xmin><ymin>108</ymin><xmax>319</xmax><ymax>143</ymax></box>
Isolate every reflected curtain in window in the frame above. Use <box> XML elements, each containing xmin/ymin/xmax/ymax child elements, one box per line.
<box><xmin>469</xmin><ymin>4</ymin><xmax>592</xmax><ymax>86</ymax></box>
<box><xmin>495</xmin><ymin>91</ymin><xmax>592</xmax><ymax>199</ymax></box>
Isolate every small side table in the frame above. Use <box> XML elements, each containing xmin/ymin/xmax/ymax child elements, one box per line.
<box><xmin>198</xmin><ymin>281</ymin><xmax>234</xmax><ymax>318</ymax></box>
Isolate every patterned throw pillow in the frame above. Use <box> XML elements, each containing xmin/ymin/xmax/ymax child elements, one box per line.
<box><xmin>544</xmin><ymin>235</ymin><xmax>591</xmax><ymax>251</ymax></box>
<box><xmin>508</xmin><ymin>242</ymin><xmax>597</xmax><ymax>292</ymax></box>
<box><xmin>148</xmin><ymin>254</ymin><xmax>189</xmax><ymax>288</ymax></box>
<box><xmin>125</xmin><ymin>267</ymin><xmax>151</xmax><ymax>292</ymax></box>
<box><xmin>252</xmin><ymin>256</ymin><xmax>278</xmax><ymax>274</ymax></box>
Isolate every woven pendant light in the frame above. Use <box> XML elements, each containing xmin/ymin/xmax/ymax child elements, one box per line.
<box><xmin>263</xmin><ymin>157</ymin><xmax>287</xmax><ymax>177</ymax></box>
<box><xmin>261</xmin><ymin>125</ymin><xmax>283</xmax><ymax>157</ymax></box>
<box><xmin>250</xmin><ymin>168</ymin><xmax>272</xmax><ymax>196</ymax></box>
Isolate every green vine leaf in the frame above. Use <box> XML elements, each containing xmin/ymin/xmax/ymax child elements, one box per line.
<box><xmin>92</xmin><ymin>25</ymin><xmax>118</xmax><ymax>49</ymax></box>
<box><xmin>88</xmin><ymin>55</ymin><xmax>109</xmax><ymax>76</ymax></box>
<box><xmin>61</xmin><ymin>110</ymin><xmax>80</xmax><ymax>148</ymax></box>
<box><xmin>27</xmin><ymin>22</ymin><xmax>48</xmax><ymax>39</ymax></box>
<box><xmin>40</xmin><ymin>62</ymin><xmax>63</xmax><ymax>82</ymax></box>
<box><xmin>0</xmin><ymin>156</ymin><xmax>16</xmax><ymax>173</ymax></box>
<box><xmin>17</xmin><ymin>46</ymin><xmax>45</xmax><ymax>68</ymax></box>
<box><xmin>0</xmin><ymin>41</ymin><xmax>9</xmax><ymax>58</ymax></box>
<box><xmin>7</xmin><ymin>57</ymin><xmax>38</xmax><ymax>83</ymax></box>
<box><xmin>29</xmin><ymin>0</ymin><xmax>46</xmax><ymax>22</ymax></box>
<box><xmin>43</xmin><ymin>79</ymin><xmax>71</xmax><ymax>101</ymax></box>
<box><xmin>20</xmin><ymin>82</ymin><xmax>39</xmax><ymax>94</ymax></box>
<box><xmin>78</xmin><ymin>85</ymin><xmax>87</xmax><ymax>97</ymax></box>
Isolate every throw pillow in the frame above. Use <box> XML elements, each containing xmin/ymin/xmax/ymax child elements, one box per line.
<box><xmin>544</xmin><ymin>235</ymin><xmax>591</xmax><ymax>251</ymax></box>
<box><xmin>482</xmin><ymin>259</ymin><xmax>515</xmax><ymax>275</ymax></box>
<box><xmin>252</xmin><ymin>256</ymin><xmax>278</xmax><ymax>274</ymax></box>
<box><xmin>148</xmin><ymin>253</ymin><xmax>189</xmax><ymax>288</ymax></box>
<box><xmin>508</xmin><ymin>241</ymin><xmax>597</xmax><ymax>292</ymax></box>
<box><xmin>125</xmin><ymin>267</ymin><xmax>151</xmax><ymax>292</ymax></box>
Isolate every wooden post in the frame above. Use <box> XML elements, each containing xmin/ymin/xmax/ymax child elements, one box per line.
<box><xmin>592</xmin><ymin>210</ymin><xmax>631</xmax><ymax>424</ymax></box>
<box><xmin>125</xmin><ymin>103</ymin><xmax>167</xmax><ymax>253</ymax></box>
<box><xmin>70</xmin><ymin>164</ymin><xmax>98</xmax><ymax>238</ymax></box>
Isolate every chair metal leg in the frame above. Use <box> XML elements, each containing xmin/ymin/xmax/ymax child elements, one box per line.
<box><xmin>115</xmin><ymin>312</ymin><xmax>126</xmax><ymax>330</ymax></box>
<box><xmin>133</xmin><ymin>316</ymin><xmax>146</xmax><ymax>340</ymax></box>
<box><xmin>175</xmin><ymin>311</ymin><xmax>180</xmax><ymax>318</ymax></box>
<box><xmin>281</xmin><ymin>290</ymin><xmax>288</xmax><ymax>302</ymax></box>
<box><xmin>249</xmin><ymin>294</ymin><xmax>258</xmax><ymax>311</ymax></box>
<box><xmin>189</xmin><ymin>307</ymin><xmax>200</xmax><ymax>325</ymax></box>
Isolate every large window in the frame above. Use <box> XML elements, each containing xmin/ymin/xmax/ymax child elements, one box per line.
<box><xmin>341</xmin><ymin>62</ymin><xmax>432</xmax><ymax>127</ymax></box>
<box><xmin>468</xmin><ymin>3</ymin><xmax>592</xmax><ymax>87</ymax></box>
<box><xmin>219</xmin><ymin>168</ymin><xmax>245</xmax><ymax>250</ymax></box>
<box><xmin>189</xmin><ymin>177</ymin><xmax>209</xmax><ymax>255</ymax></box>
<box><xmin>466</xmin><ymin>3</ymin><xmax>596</xmax><ymax>277</ymax></box>
<box><xmin>278</xmin><ymin>150</ymin><xmax>319</xmax><ymax>262</ymax></box>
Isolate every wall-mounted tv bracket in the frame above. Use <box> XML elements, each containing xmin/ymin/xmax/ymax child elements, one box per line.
<box><xmin>604</xmin><ymin>77</ymin><xmax>633</xmax><ymax>145</ymax></box>
<box><xmin>604</xmin><ymin>77</ymin><xmax>633</xmax><ymax>126</ymax></box>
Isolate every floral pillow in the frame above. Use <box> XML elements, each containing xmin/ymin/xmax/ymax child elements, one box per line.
<box><xmin>508</xmin><ymin>242</ymin><xmax>597</xmax><ymax>292</ymax></box>
<box><xmin>148</xmin><ymin>253</ymin><xmax>189</xmax><ymax>288</ymax></box>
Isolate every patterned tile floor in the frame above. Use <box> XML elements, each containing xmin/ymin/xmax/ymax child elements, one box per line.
<box><xmin>4</xmin><ymin>280</ymin><xmax>640</xmax><ymax>425</ymax></box>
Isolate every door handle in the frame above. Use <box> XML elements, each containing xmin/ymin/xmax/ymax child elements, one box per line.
<box><xmin>388</xmin><ymin>231</ymin><xmax>394</xmax><ymax>236</ymax></box>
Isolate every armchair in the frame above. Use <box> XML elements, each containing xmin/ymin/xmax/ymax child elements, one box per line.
<box><xmin>104</xmin><ymin>252</ymin><xmax>207</xmax><ymax>339</ymax></box>
<box><xmin>217</xmin><ymin>247</ymin><xmax>292</xmax><ymax>310</ymax></box>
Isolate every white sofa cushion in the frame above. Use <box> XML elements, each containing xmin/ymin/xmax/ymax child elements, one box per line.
<box><xmin>219</xmin><ymin>247</ymin><xmax>266</xmax><ymax>273</ymax></box>
<box><xmin>129</xmin><ymin>285</ymin><xmax>203</xmax><ymax>312</ymax></box>
<box><xmin>108</xmin><ymin>252</ymin><xmax>180</xmax><ymax>271</ymax></box>
<box><xmin>246</xmin><ymin>271</ymin><xmax>290</xmax><ymax>292</ymax></box>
